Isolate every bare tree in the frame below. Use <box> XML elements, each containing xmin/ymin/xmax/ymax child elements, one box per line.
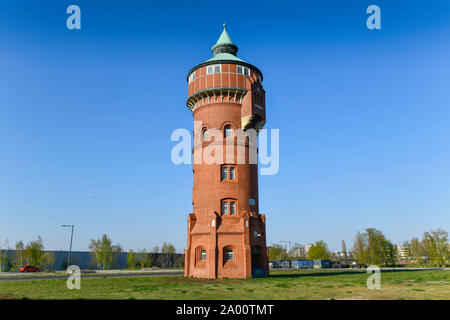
<box><xmin>161</xmin><ymin>242</ymin><xmax>176</xmax><ymax>268</ymax></box>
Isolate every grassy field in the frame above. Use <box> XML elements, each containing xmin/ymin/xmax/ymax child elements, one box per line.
<box><xmin>1</xmin><ymin>269</ymin><xmax>449</xmax><ymax>300</ymax></box>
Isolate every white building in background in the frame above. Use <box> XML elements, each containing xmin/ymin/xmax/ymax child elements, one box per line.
<box><xmin>397</xmin><ymin>246</ymin><xmax>408</xmax><ymax>260</ymax></box>
<box><xmin>305</xmin><ymin>243</ymin><xmax>313</xmax><ymax>255</ymax></box>
<box><xmin>290</xmin><ymin>243</ymin><xmax>306</xmax><ymax>258</ymax></box>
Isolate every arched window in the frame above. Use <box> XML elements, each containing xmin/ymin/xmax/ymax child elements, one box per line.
<box><xmin>202</xmin><ymin>129</ymin><xmax>209</xmax><ymax>140</ymax></box>
<box><xmin>224</xmin><ymin>125</ymin><xmax>233</xmax><ymax>138</ymax></box>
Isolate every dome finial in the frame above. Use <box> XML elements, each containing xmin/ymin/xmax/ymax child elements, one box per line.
<box><xmin>211</xmin><ymin>23</ymin><xmax>238</xmax><ymax>56</ymax></box>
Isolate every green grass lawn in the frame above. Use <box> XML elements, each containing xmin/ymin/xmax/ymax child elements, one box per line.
<box><xmin>1</xmin><ymin>269</ymin><xmax>449</xmax><ymax>300</ymax></box>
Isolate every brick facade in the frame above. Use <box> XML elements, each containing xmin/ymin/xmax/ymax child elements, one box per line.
<box><xmin>184</xmin><ymin>26</ymin><xmax>269</xmax><ymax>278</ymax></box>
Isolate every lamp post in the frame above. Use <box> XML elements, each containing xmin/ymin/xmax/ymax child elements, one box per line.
<box><xmin>62</xmin><ymin>225</ymin><xmax>74</xmax><ymax>267</ymax></box>
<box><xmin>280</xmin><ymin>240</ymin><xmax>291</xmax><ymax>254</ymax></box>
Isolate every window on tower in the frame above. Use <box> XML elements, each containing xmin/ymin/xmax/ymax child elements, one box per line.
<box><xmin>229</xmin><ymin>167</ymin><xmax>235</xmax><ymax>180</ymax></box>
<box><xmin>221</xmin><ymin>199</ymin><xmax>237</xmax><ymax>215</ymax></box>
<box><xmin>221</xmin><ymin>200</ymin><xmax>228</xmax><ymax>214</ymax></box>
<box><xmin>188</xmin><ymin>71</ymin><xmax>196</xmax><ymax>83</ymax></box>
<box><xmin>206</xmin><ymin>64</ymin><xmax>221</xmax><ymax>74</ymax></box>
<box><xmin>225</xmin><ymin>249</ymin><xmax>234</xmax><ymax>261</ymax></box>
<box><xmin>201</xmin><ymin>250</ymin><xmax>206</xmax><ymax>261</ymax></box>
<box><xmin>221</xmin><ymin>165</ymin><xmax>236</xmax><ymax>181</ymax></box>
<box><xmin>202</xmin><ymin>129</ymin><xmax>209</xmax><ymax>140</ymax></box>
<box><xmin>224</xmin><ymin>125</ymin><xmax>233</xmax><ymax>138</ymax></box>
<box><xmin>236</xmin><ymin>65</ymin><xmax>250</xmax><ymax>76</ymax></box>
<box><xmin>230</xmin><ymin>201</ymin><xmax>236</xmax><ymax>215</ymax></box>
<box><xmin>221</xmin><ymin>166</ymin><xmax>228</xmax><ymax>180</ymax></box>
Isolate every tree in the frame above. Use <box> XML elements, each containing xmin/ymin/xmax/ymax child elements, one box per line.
<box><xmin>341</xmin><ymin>240</ymin><xmax>347</xmax><ymax>258</ymax></box>
<box><xmin>353</xmin><ymin>231</ymin><xmax>368</xmax><ymax>264</ymax></box>
<box><xmin>14</xmin><ymin>241</ymin><xmax>25</xmax><ymax>269</ymax></box>
<box><xmin>127</xmin><ymin>250</ymin><xmax>136</xmax><ymax>269</ymax></box>
<box><xmin>352</xmin><ymin>228</ymin><xmax>396</xmax><ymax>266</ymax></box>
<box><xmin>0</xmin><ymin>239</ymin><xmax>13</xmax><ymax>271</ymax></box>
<box><xmin>89</xmin><ymin>234</ymin><xmax>121</xmax><ymax>270</ymax></box>
<box><xmin>137</xmin><ymin>248</ymin><xmax>148</xmax><ymax>269</ymax></box>
<box><xmin>268</xmin><ymin>244</ymin><xmax>288</xmax><ymax>261</ymax></box>
<box><xmin>176</xmin><ymin>256</ymin><xmax>185</xmax><ymax>269</ymax></box>
<box><xmin>422</xmin><ymin>229</ymin><xmax>449</xmax><ymax>267</ymax></box>
<box><xmin>24</xmin><ymin>236</ymin><xmax>44</xmax><ymax>267</ymax></box>
<box><xmin>307</xmin><ymin>240</ymin><xmax>330</xmax><ymax>260</ymax></box>
<box><xmin>405</xmin><ymin>237</ymin><xmax>426</xmax><ymax>266</ymax></box>
<box><xmin>112</xmin><ymin>244</ymin><xmax>123</xmax><ymax>269</ymax></box>
<box><xmin>161</xmin><ymin>242</ymin><xmax>176</xmax><ymax>268</ymax></box>
<box><xmin>41</xmin><ymin>252</ymin><xmax>56</xmax><ymax>271</ymax></box>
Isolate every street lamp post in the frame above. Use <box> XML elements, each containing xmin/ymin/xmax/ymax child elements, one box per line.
<box><xmin>62</xmin><ymin>225</ymin><xmax>74</xmax><ymax>267</ymax></box>
<box><xmin>280</xmin><ymin>240</ymin><xmax>291</xmax><ymax>253</ymax></box>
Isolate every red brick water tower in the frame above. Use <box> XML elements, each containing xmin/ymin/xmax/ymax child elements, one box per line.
<box><xmin>184</xmin><ymin>24</ymin><xmax>269</xmax><ymax>278</ymax></box>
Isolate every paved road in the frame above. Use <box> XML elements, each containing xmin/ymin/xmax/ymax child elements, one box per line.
<box><xmin>0</xmin><ymin>271</ymin><xmax>184</xmax><ymax>282</ymax></box>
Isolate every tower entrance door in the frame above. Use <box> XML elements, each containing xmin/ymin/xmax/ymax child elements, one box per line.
<box><xmin>251</xmin><ymin>246</ymin><xmax>266</xmax><ymax>277</ymax></box>
<box><xmin>251</xmin><ymin>246</ymin><xmax>263</xmax><ymax>268</ymax></box>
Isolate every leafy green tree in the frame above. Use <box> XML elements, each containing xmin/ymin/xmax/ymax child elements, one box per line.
<box><xmin>422</xmin><ymin>229</ymin><xmax>449</xmax><ymax>267</ymax></box>
<box><xmin>352</xmin><ymin>228</ymin><xmax>396</xmax><ymax>266</ymax></box>
<box><xmin>14</xmin><ymin>241</ymin><xmax>25</xmax><ymax>269</ymax></box>
<box><xmin>353</xmin><ymin>231</ymin><xmax>368</xmax><ymax>264</ymax></box>
<box><xmin>268</xmin><ymin>244</ymin><xmax>288</xmax><ymax>261</ymax></box>
<box><xmin>404</xmin><ymin>237</ymin><xmax>426</xmax><ymax>266</ymax></box>
<box><xmin>127</xmin><ymin>250</ymin><xmax>136</xmax><ymax>269</ymax></box>
<box><xmin>137</xmin><ymin>248</ymin><xmax>148</xmax><ymax>269</ymax></box>
<box><xmin>24</xmin><ymin>236</ymin><xmax>44</xmax><ymax>267</ymax></box>
<box><xmin>41</xmin><ymin>252</ymin><xmax>56</xmax><ymax>271</ymax></box>
<box><xmin>89</xmin><ymin>234</ymin><xmax>121</xmax><ymax>270</ymax></box>
<box><xmin>307</xmin><ymin>240</ymin><xmax>330</xmax><ymax>260</ymax></box>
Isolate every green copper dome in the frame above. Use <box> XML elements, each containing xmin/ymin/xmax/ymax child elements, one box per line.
<box><xmin>208</xmin><ymin>24</ymin><xmax>244</xmax><ymax>63</ymax></box>
<box><xmin>186</xmin><ymin>24</ymin><xmax>263</xmax><ymax>83</ymax></box>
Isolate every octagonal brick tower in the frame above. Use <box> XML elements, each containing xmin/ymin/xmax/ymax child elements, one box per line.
<box><xmin>184</xmin><ymin>24</ymin><xmax>269</xmax><ymax>278</ymax></box>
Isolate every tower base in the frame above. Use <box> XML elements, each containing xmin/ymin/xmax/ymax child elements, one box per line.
<box><xmin>184</xmin><ymin>211</ymin><xmax>269</xmax><ymax>279</ymax></box>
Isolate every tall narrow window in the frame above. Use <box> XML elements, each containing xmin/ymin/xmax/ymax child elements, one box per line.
<box><xmin>229</xmin><ymin>167</ymin><xmax>235</xmax><ymax>180</ymax></box>
<box><xmin>221</xmin><ymin>167</ymin><xmax>228</xmax><ymax>180</ymax></box>
<box><xmin>201</xmin><ymin>250</ymin><xmax>206</xmax><ymax>261</ymax></box>
<box><xmin>221</xmin><ymin>201</ymin><xmax>228</xmax><ymax>214</ymax></box>
<box><xmin>224</xmin><ymin>126</ymin><xmax>232</xmax><ymax>138</ymax></box>
<box><xmin>188</xmin><ymin>71</ymin><xmax>196</xmax><ymax>83</ymax></box>
<box><xmin>230</xmin><ymin>201</ymin><xmax>236</xmax><ymax>215</ymax></box>
<box><xmin>203</xmin><ymin>129</ymin><xmax>209</xmax><ymax>140</ymax></box>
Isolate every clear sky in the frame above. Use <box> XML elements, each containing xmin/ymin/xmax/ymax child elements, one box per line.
<box><xmin>1</xmin><ymin>1</ymin><xmax>449</xmax><ymax>253</ymax></box>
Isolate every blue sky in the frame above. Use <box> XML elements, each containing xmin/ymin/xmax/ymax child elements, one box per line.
<box><xmin>0</xmin><ymin>1</ymin><xmax>449</xmax><ymax>252</ymax></box>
